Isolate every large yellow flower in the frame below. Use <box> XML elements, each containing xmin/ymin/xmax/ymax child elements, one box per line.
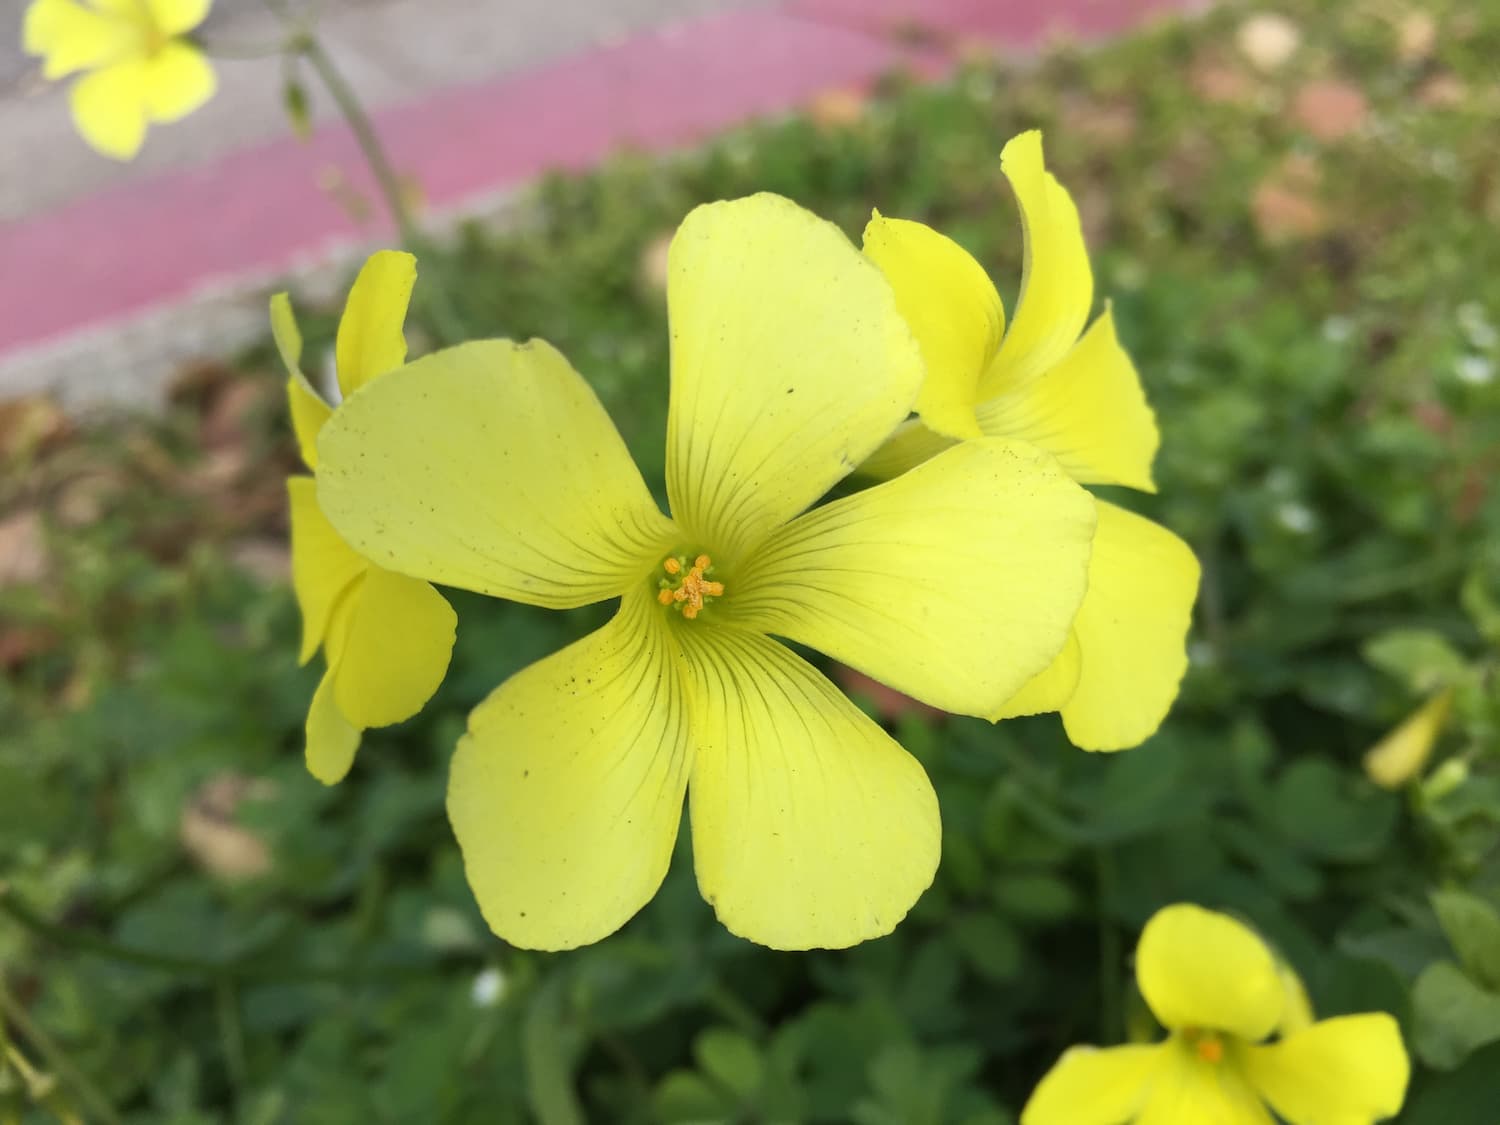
<box><xmin>1023</xmin><ymin>903</ymin><xmax>1410</xmax><ymax>1125</ymax></box>
<box><xmin>312</xmin><ymin>194</ymin><xmax>1099</xmax><ymax>951</ymax></box>
<box><xmin>860</xmin><ymin>130</ymin><xmax>1200</xmax><ymax>751</ymax></box>
<box><xmin>22</xmin><ymin>0</ymin><xmax>216</xmax><ymax>159</ymax></box>
<box><xmin>275</xmin><ymin>250</ymin><xmax>457</xmax><ymax>786</ymax></box>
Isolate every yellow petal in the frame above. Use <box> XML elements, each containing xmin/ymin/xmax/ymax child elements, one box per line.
<box><xmin>69</xmin><ymin>58</ymin><xmax>149</xmax><ymax>160</ymax></box>
<box><xmin>316</xmin><ymin>338</ymin><xmax>675</xmax><ymax>609</ymax></box>
<box><xmin>334</xmin><ymin>251</ymin><xmax>417</xmax><ymax>397</ymax></box>
<box><xmin>1136</xmin><ymin>904</ymin><xmax>1285</xmax><ymax>1042</ymax></box>
<box><xmin>141</xmin><ymin>40</ymin><xmax>214</xmax><ymax>122</ymax></box>
<box><xmin>678</xmin><ymin>625</ymin><xmax>940</xmax><ymax>950</ymax></box>
<box><xmin>977</xmin><ymin>307</ymin><xmax>1159</xmax><ymax>492</ymax></box>
<box><xmin>734</xmin><ymin>438</ymin><xmax>1096</xmax><ymax>717</ymax></box>
<box><xmin>447</xmin><ymin>588</ymin><xmax>693</xmax><ymax>950</ymax></box>
<box><xmin>1020</xmin><ymin>1044</ymin><xmax>1161</xmax><ymax>1125</ymax></box>
<box><xmin>305</xmin><ymin>666</ymin><xmax>361</xmax><ymax>785</ymax></box>
<box><xmin>146</xmin><ymin>0</ymin><xmax>210</xmax><ymax>35</ymax></box>
<box><xmin>23</xmin><ymin>0</ymin><xmax>137</xmax><ymax>78</ymax></box>
<box><xmin>286</xmin><ymin>374</ymin><xmax>329</xmax><ymax>470</ymax></box>
<box><xmin>1363</xmin><ymin>688</ymin><xmax>1454</xmax><ymax>790</ymax></box>
<box><xmin>271</xmin><ymin>294</ymin><xmax>331</xmax><ymax>470</ymax></box>
<box><xmin>287</xmin><ymin>476</ymin><xmax>365</xmax><ymax>665</ymax></box>
<box><xmin>862</xmin><ymin>213</ymin><xmax>1003</xmax><ymax>440</ymax></box>
<box><xmin>1242</xmin><ymin>1014</ymin><xmax>1410</xmax><ymax>1125</ymax></box>
<box><xmin>332</xmin><ymin>567</ymin><xmax>456</xmax><ymax>729</ymax></box>
<box><xmin>1135</xmin><ymin>1036</ymin><xmax>1275</xmax><ymax>1125</ymax></box>
<box><xmin>665</xmin><ymin>193</ymin><xmax>922</xmax><ymax>560</ymax></box>
<box><xmin>992</xmin><ymin>630</ymin><xmax>1082</xmax><ymax>720</ymax></box>
<box><xmin>1278</xmin><ymin>962</ymin><xmax>1317</xmax><ymax>1036</ymax></box>
<box><xmin>980</xmin><ymin>131</ymin><xmax>1094</xmax><ymax>400</ymax></box>
<box><xmin>856</xmin><ymin>418</ymin><xmax>956</xmax><ymax>482</ymax></box>
<box><xmin>1055</xmin><ymin>501</ymin><xmax>1200</xmax><ymax>751</ymax></box>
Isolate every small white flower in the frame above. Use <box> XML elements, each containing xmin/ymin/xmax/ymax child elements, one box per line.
<box><xmin>471</xmin><ymin>966</ymin><xmax>506</xmax><ymax>1008</ymax></box>
<box><xmin>1321</xmin><ymin>316</ymin><xmax>1353</xmax><ymax>343</ymax></box>
<box><xmin>1454</xmin><ymin>355</ymin><xmax>1494</xmax><ymax>385</ymax></box>
<box><xmin>1275</xmin><ymin>502</ymin><xmax>1317</xmax><ymax>534</ymax></box>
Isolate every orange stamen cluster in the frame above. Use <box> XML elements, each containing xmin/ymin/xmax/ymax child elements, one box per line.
<box><xmin>1190</xmin><ymin>1032</ymin><xmax>1224</xmax><ymax>1064</ymax></box>
<box><xmin>657</xmin><ymin>554</ymin><xmax>724</xmax><ymax>620</ymax></box>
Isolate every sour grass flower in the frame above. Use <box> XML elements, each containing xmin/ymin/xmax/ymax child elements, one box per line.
<box><xmin>275</xmin><ymin>250</ymin><xmax>456</xmax><ymax>786</ymax></box>
<box><xmin>313</xmin><ymin>194</ymin><xmax>1099</xmax><ymax>950</ymax></box>
<box><xmin>23</xmin><ymin>0</ymin><xmax>217</xmax><ymax>159</ymax></box>
<box><xmin>861</xmin><ymin>130</ymin><xmax>1200</xmax><ymax>751</ymax></box>
<box><xmin>1363</xmin><ymin>687</ymin><xmax>1454</xmax><ymax>789</ymax></box>
<box><xmin>1023</xmin><ymin>903</ymin><xmax>1410</xmax><ymax>1125</ymax></box>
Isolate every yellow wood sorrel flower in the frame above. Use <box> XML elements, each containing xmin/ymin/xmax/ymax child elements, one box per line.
<box><xmin>273</xmin><ymin>250</ymin><xmax>457</xmax><ymax>786</ymax></box>
<box><xmin>1363</xmin><ymin>686</ymin><xmax>1454</xmax><ymax>789</ymax></box>
<box><xmin>1023</xmin><ymin>903</ymin><xmax>1410</xmax><ymax>1125</ymax></box>
<box><xmin>859</xmin><ymin>130</ymin><xmax>1201</xmax><ymax>752</ymax></box>
<box><xmin>22</xmin><ymin>0</ymin><xmax>216</xmax><ymax>159</ymax></box>
<box><xmin>312</xmin><ymin>194</ymin><xmax>1100</xmax><ymax>951</ymax></box>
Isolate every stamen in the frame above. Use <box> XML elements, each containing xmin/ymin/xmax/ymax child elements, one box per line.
<box><xmin>1194</xmin><ymin>1035</ymin><xmax>1223</xmax><ymax>1064</ymax></box>
<box><xmin>657</xmin><ymin>554</ymin><xmax>724</xmax><ymax>619</ymax></box>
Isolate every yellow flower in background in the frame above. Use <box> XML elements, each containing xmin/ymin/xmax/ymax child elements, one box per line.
<box><xmin>860</xmin><ymin>130</ymin><xmax>1200</xmax><ymax>752</ymax></box>
<box><xmin>1023</xmin><ymin>903</ymin><xmax>1410</xmax><ymax>1125</ymax></box>
<box><xmin>1363</xmin><ymin>687</ymin><xmax>1454</xmax><ymax>789</ymax></box>
<box><xmin>22</xmin><ymin>0</ymin><xmax>216</xmax><ymax>159</ymax></box>
<box><xmin>313</xmin><ymin>194</ymin><xmax>1099</xmax><ymax>951</ymax></box>
<box><xmin>274</xmin><ymin>250</ymin><xmax>457</xmax><ymax>786</ymax></box>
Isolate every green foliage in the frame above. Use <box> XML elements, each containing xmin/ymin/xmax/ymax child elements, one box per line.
<box><xmin>4</xmin><ymin>0</ymin><xmax>1500</xmax><ymax>1120</ymax></box>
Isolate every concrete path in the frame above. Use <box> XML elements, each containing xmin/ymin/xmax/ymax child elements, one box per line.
<box><xmin>1</xmin><ymin>0</ymin><xmax>1188</xmax><ymax>409</ymax></box>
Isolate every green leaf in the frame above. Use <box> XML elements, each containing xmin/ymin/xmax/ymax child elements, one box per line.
<box><xmin>1432</xmin><ymin>890</ymin><xmax>1500</xmax><ymax>992</ymax></box>
<box><xmin>1363</xmin><ymin>629</ymin><xmax>1467</xmax><ymax>694</ymax></box>
<box><xmin>951</xmin><ymin>913</ymin><xmax>1022</xmax><ymax>982</ymax></box>
<box><xmin>1412</xmin><ymin>961</ymin><xmax>1500</xmax><ymax>1070</ymax></box>
<box><xmin>652</xmin><ymin>1071</ymin><xmax>730</xmax><ymax>1124</ymax></box>
<box><xmin>990</xmin><ymin>874</ymin><xmax>1077</xmax><ymax>922</ymax></box>
<box><xmin>694</xmin><ymin>1028</ymin><xmax>762</xmax><ymax>1098</ymax></box>
<box><xmin>1460</xmin><ymin>568</ymin><xmax>1500</xmax><ymax>647</ymax></box>
<box><xmin>1265</xmin><ymin>758</ymin><xmax>1398</xmax><ymax>862</ymax></box>
<box><xmin>1403</xmin><ymin>1040</ymin><xmax>1500</xmax><ymax>1125</ymax></box>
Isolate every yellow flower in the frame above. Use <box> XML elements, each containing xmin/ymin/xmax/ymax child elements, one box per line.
<box><xmin>312</xmin><ymin>194</ymin><xmax>1099</xmax><ymax>951</ymax></box>
<box><xmin>274</xmin><ymin>250</ymin><xmax>457</xmax><ymax>786</ymax></box>
<box><xmin>22</xmin><ymin>0</ymin><xmax>216</xmax><ymax>159</ymax></box>
<box><xmin>1023</xmin><ymin>903</ymin><xmax>1410</xmax><ymax>1125</ymax></box>
<box><xmin>1363</xmin><ymin>687</ymin><xmax>1454</xmax><ymax>789</ymax></box>
<box><xmin>860</xmin><ymin>130</ymin><xmax>1201</xmax><ymax>751</ymax></box>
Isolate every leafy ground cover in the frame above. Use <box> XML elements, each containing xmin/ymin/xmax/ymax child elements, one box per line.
<box><xmin>3</xmin><ymin>0</ymin><xmax>1499</xmax><ymax>1120</ymax></box>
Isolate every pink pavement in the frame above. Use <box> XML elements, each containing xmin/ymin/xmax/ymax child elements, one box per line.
<box><xmin>1</xmin><ymin>0</ymin><xmax>1187</xmax><ymax>363</ymax></box>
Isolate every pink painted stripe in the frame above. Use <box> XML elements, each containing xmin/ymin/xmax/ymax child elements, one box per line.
<box><xmin>0</xmin><ymin>7</ymin><xmax>930</xmax><ymax>357</ymax></box>
<box><xmin>0</xmin><ymin>0</ymin><xmax>1187</xmax><ymax>360</ymax></box>
<box><xmin>791</xmin><ymin>0</ymin><xmax>1193</xmax><ymax>42</ymax></box>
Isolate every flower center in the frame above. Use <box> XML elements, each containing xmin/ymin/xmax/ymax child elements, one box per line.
<box><xmin>1183</xmin><ymin>1029</ymin><xmax>1224</xmax><ymax>1064</ymax></box>
<box><xmin>656</xmin><ymin>554</ymin><xmax>724</xmax><ymax>620</ymax></box>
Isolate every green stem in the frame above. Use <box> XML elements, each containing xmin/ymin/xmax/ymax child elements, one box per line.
<box><xmin>703</xmin><ymin>983</ymin><xmax>766</xmax><ymax>1038</ymax></box>
<box><xmin>0</xmin><ymin>979</ymin><xmax>122</xmax><ymax>1125</ymax></box>
<box><xmin>0</xmin><ymin>886</ymin><xmax>435</xmax><ymax>983</ymax></box>
<box><xmin>215</xmin><ymin>981</ymin><xmax>249</xmax><ymax>1112</ymax></box>
<box><xmin>294</xmin><ymin>34</ymin><xmax>465</xmax><ymax>345</ymax></box>
<box><xmin>1094</xmin><ymin>849</ymin><xmax>1122</xmax><ymax>1044</ymax></box>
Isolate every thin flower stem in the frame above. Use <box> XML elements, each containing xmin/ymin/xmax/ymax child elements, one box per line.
<box><xmin>293</xmin><ymin>34</ymin><xmax>466</xmax><ymax>345</ymax></box>
<box><xmin>201</xmin><ymin>37</ymin><xmax>291</xmax><ymax>60</ymax></box>
<box><xmin>0</xmin><ymin>978</ymin><xmax>123</xmax><ymax>1125</ymax></box>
